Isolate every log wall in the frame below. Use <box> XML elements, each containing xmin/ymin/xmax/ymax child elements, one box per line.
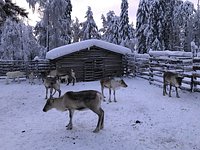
<box><xmin>51</xmin><ymin>46</ymin><xmax>126</xmax><ymax>81</ymax></box>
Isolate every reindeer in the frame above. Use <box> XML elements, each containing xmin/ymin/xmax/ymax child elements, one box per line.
<box><xmin>43</xmin><ymin>90</ymin><xmax>104</xmax><ymax>133</ymax></box>
<box><xmin>6</xmin><ymin>71</ymin><xmax>25</xmax><ymax>84</ymax></box>
<box><xmin>100</xmin><ymin>77</ymin><xmax>128</xmax><ymax>102</ymax></box>
<box><xmin>49</xmin><ymin>69</ymin><xmax>76</xmax><ymax>86</ymax></box>
<box><xmin>163</xmin><ymin>71</ymin><xmax>184</xmax><ymax>98</ymax></box>
<box><xmin>43</xmin><ymin>76</ymin><xmax>61</xmax><ymax>99</ymax></box>
<box><xmin>28</xmin><ymin>72</ymin><xmax>36</xmax><ymax>85</ymax></box>
<box><xmin>60</xmin><ymin>75</ymin><xmax>69</xmax><ymax>85</ymax></box>
<box><xmin>66</xmin><ymin>69</ymin><xmax>76</xmax><ymax>86</ymax></box>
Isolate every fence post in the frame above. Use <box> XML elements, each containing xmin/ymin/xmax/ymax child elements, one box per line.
<box><xmin>149</xmin><ymin>55</ymin><xmax>153</xmax><ymax>84</ymax></box>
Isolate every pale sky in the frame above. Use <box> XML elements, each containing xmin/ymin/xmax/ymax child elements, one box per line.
<box><xmin>14</xmin><ymin>0</ymin><xmax>198</xmax><ymax>28</ymax></box>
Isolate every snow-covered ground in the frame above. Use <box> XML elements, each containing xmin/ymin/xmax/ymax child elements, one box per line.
<box><xmin>0</xmin><ymin>77</ymin><xmax>200</xmax><ymax>150</ymax></box>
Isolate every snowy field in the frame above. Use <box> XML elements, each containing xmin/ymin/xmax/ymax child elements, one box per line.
<box><xmin>0</xmin><ymin>77</ymin><xmax>200</xmax><ymax>150</ymax></box>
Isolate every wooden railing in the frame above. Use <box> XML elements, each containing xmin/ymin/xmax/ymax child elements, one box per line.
<box><xmin>126</xmin><ymin>51</ymin><xmax>200</xmax><ymax>92</ymax></box>
<box><xmin>0</xmin><ymin>60</ymin><xmax>55</xmax><ymax>77</ymax></box>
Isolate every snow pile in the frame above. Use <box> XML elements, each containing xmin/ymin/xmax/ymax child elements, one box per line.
<box><xmin>46</xmin><ymin>39</ymin><xmax>132</xmax><ymax>60</ymax></box>
<box><xmin>0</xmin><ymin>78</ymin><xmax>200</xmax><ymax>150</ymax></box>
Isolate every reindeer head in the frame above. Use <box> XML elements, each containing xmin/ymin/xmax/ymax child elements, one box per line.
<box><xmin>119</xmin><ymin>79</ymin><xmax>128</xmax><ymax>88</ymax></box>
<box><xmin>43</xmin><ymin>98</ymin><xmax>55</xmax><ymax>112</ymax></box>
<box><xmin>176</xmin><ymin>76</ymin><xmax>184</xmax><ymax>87</ymax></box>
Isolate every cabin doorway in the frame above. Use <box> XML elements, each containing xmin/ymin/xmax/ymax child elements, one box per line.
<box><xmin>84</xmin><ymin>59</ymin><xmax>104</xmax><ymax>81</ymax></box>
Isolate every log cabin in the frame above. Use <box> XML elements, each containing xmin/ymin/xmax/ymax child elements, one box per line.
<box><xmin>46</xmin><ymin>39</ymin><xmax>131</xmax><ymax>81</ymax></box>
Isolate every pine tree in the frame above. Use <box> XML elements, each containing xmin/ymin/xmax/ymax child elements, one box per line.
<box><xmin>79</xmin><ymin>6</ymin><xmax>100</xmax><ymax>40</ymax></box>
<box><xmin>34</xmin><ymin>21</ymin><xmax>47</xmax><ymax>49</ymax></box>
<box><xmin>119</xmin><ymin>0</ymin><xmax>130</xmax><ymax>46</ymax></box>
<box><xmin>27</xmin><ymin>0</ymin><xmax>72</xmax><ymax>50</ymax></box>
<box><xmin>71</xmin><ymin>17</ymin><xmax>81</xmax><ymax>42</ymax></box>
<box><xmin>146</xmin><ymin>0</ymin><xmax>164</xmax><ymax>51</ymax></box>
<box><xmin>101</xmin><ymin>11</ymin><xmax>120</xmax><ymax>44</ymax></box>
<box><xmin>135</xmin><ymin>0</ymin><xmax>151</xmax><ymax>53</ymax></box>
<box><xmin>0</xmin><ymin>0</ymin><xmax>28</xmax><ymax>26</ymax></box>
<box><xmin>99</xmin><ymin>14</ymin><xmax>107</xmax><ymax>36</ymax></box>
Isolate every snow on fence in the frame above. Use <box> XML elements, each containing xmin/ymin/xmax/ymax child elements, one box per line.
<box><xmin>126</xmin><ymin>51</ymin><xmax>200</xmax><ymax>92</ymax></box>
<box><xmin>0</xmin><ymin>60</ymin><xmax>56</xmax><ymax>78</ymax></box>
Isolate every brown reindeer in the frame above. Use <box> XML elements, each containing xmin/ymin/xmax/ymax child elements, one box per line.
<box><xmin>100</xmin><ymin>77</ymin><xmax>128</xmax><ymax>102</ymax></box>
<box><xmin>43</xmin><ymin>90</ymin><xmax>104</xmax><ymax>133</ymax></box>
<box><xmin>163</xmin><ymin>71</ymin><xmax>184</xmax><ymax>98</ymax></box>
<box><xmin>43</xmin><ymin>76</ymin><xmax>61</xmax><ymax>99</ymax></box>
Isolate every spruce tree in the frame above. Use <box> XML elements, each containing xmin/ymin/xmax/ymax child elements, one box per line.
<box><xmin>119</xmin><ymin>0</ymin><xmax>130</xmax><ymax>46</ymax></box>
<box><xmin>135</xmin><ymin>0</ymin><xmax>151</xmax><ymax>53</ymax></box>
<box><xmin>79</xmin><ymin>6</ymin><xmax>99</xmax><ymax>40</ymax></box>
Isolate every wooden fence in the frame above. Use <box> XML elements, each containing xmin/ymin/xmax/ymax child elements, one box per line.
<box><xmin>126</xmin><ymin>51</ymin><xmax>200</xmax><ymax>92</ymax></box>
<box><xmin>0</xmin><ymin>60</ymin><xmax>55</xmax><ymax>77</ymax></box>
<box><xmin>1</xmin><ymin>53</ymin><xmax>200</xmax><ymax>92</ymax></box>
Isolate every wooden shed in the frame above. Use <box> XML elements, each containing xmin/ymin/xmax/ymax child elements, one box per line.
<box><xmin>46</xmin><ymin>39</ymin><xmax>131</xmax><ymax>81</ymax></box>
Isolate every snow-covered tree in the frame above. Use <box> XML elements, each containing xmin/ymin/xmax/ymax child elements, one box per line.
<box><xmin>191</xmin><ymin>40</ymin><xmax>199</xmax><ymax>57</ymax></box>
<box><xmin>26</xmin><ymin>0</ymin><xmax>72</xmax><ymax>51</ymax></box>
<box><xmin>187</xmin><ymin>1</ymin><xmax>200</xmax><ymax>49</ymax></box>
<box><xmin>135</xmin><ymin>0</ymin><xmax>151</xmax><ymax>53</ymax></box>
<box><xmin>0</xmin><ymin>18</ymin><xmax>20</xmax><ymax>60</ymax></box>
<box><xmin>136</xmin><ymin>0</ymin><xmax>195</xmax><ymax>52</ymax></box>
<box><xmin>101</xmin><ymin>11</ymin><xmax>120</xmax><ymax>44</ymax></box>
<box><xmin>79</xmin><ymin>6</ymin><xmax>100</xmax><ymax>40</ymax></box>
<box><xmin>34</xmin><ymin>21</ymin><xmax>47</xmax><ymax>48</ymax></box>
<box><xmin>0</xmin><ymin>0</ymin><xmax>28</xmax><ymax>50</ymax></box>
<box><xmin>0</xmin><ymin>0</ymin><xmax>28</xmax><ymax>26</ymax></box>
<box><xmin>119</xmin><ymin>0</ymin><xmax>130</xmax><ymax>46</ymax></box>
<box><xmin>195</xmin><ymin>0</ymin><xmax>200</xmax><ymax>47</ymax></box>
<box><xmin>174</xmin><ymin>1</ymin><xmax>194</xmax><ymax>51</ymax></box>
<box><xmin>0</xmin><ymin>18</ymin><xmax>41</xmax><ymax>60</ymax></box>
<box><xmin>151</xmin><ymin>37</ymin><xmax>162</xmax><ymax>51</ymax></box>
<box><xmin>146</xmin><ymin>0</ymin><xmax>164</xmax><ymax>51</ymax></box>
<box><xmin>99</xmin><ymin>14</ymin><xmax>107</xmax><ymax>36</ymax></box>
<box><xmin>71</xmin><ymin>17</ymin><xmax>81</xmax><ymax>43</ymax></box>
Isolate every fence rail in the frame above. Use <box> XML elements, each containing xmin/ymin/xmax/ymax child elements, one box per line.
<box><xmin>126</xmin><ymin>51</ymin><xmax>200</xmax><ymax>92</ymax></box>
<box><xmin>0</xmin><ymin>60</ymin><xmax>56</xmax><ymax>77</ymax></box>
<box><xmin>1</xmin><ymin>53</ymin><xmax>200</xmax><ymax>93</ymax></box>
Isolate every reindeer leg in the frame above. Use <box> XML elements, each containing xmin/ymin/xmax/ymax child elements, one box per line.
<box><xmin>72</xmin><ymin>77</ymin><xmax>76</xmax><ymax>86</ymax></box>
<box><xmin>163</xmin><ymin>84</ymin><xmax>166</xmax><ymax>96</ymax></box>
<box><xmin>100</xmin><ymin>108</ymin><xmax>104</xmax><ymax>130</ymax></box>
<box><xmin>101</xmin><ymin>86</ymin><xmax>106</xmax><ymax>102</ymax></box>
<box><xmin>92</xmin><ymin>108</ymin><xmax>104</xmax><ymax>133</ymax></box>
<box><xmin>58</xmin><ymin>89</ymin><xmax>61</xmax><ymax>97</ymax></box>
<box><xmin>66</xmin><ymin>77</ymin><xmax>69</xmax><ymax>85</ymax></box>
<box><xmin>52</xmin><ymin>88</ymin><xmax>57</xmax><ymax>96</ymax></box>
<box><xmin>45</xmin><ymin>87</ymin><xmax>48</xmax><ymax>99</ymax></box>
<box><xmin>176</xmin><ymin>87</ymin><xmax>180</xmax><ymax>98</ymax></box>
<box><xmin>169</xmin><ymin>85</ymin><xmax>172</xmax><ymax>97</ymax></box>
<box><xmin>50</xmin><ymin>88</ymin><xmax>55</xmax><ymax>98</ymax></box>
<box><xmin>113</xmin><ymin>90</ymin><xmax>117</xmax><ymax>102</ymax></box>
<box><xmin>109</xmin><ymin>88</ymin><xmax>112</xmax><ymax>102</ymax></box>
<box><xmin>6</xmin><ymin>77</ymin><xmax>9</xmax><ymax>84</ymax></box>
<box><xmin>66</xmin><ymin>109</ymin><xmax>74</xmax><ymax>130</ymax></box>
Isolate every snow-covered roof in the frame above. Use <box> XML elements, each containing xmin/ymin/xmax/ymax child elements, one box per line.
<box><xmin>46</xmin><ymin>39</ymin><xmax>132</xmax><ymax>60</ymax></box>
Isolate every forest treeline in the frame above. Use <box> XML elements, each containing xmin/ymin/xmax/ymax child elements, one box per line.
<box><xmin>0</xmin><ymin>0</ymin><xmax>199</xmax><ymax>60</ymax></box>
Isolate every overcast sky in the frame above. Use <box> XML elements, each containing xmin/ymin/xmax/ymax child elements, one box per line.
<box><xmin>15</xmin><ymin>0</ymin><xmax>197</xmax><ymax>28</ymax></box>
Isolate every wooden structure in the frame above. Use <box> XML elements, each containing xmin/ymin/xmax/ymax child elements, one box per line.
<box><xmin>46</xmin><ymin>39</ymin><xmax>131</xmax><ymax>81</ymax></box>
<box><xmin>126</xmin><ymin>51</ymin><xmax>200</xmax><ymax>92</ymax></box>
<box><xmin>0</xmin><ymin>60</ymin><xmax>55</xmax><ymax>77</ymax></box>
